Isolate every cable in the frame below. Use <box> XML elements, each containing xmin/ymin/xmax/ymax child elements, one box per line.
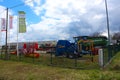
<box><xmin>0</xmin><ymin>0</ymin><xmax>33</xmax><ymax>15</ymax></box>
<box><xmin>9</xmin><ymin>0</ymin><xmax>33</xmax><ymax>9</ymax></box>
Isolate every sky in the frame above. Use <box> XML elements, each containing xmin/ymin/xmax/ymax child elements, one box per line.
<box><xmin>0</xmin><ymin>0</ymin><xmax>120</xmax><ymax>44</ymax></box>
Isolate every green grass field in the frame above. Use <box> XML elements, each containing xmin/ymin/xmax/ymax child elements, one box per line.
<box><xmin>0</xmin><ymin>52</ymin><xmax>120</xmax><ymax>80</ymax></box>
<box><xmin>0</xmin><ymin>53</ymin><xmax>100</xmax><ymax>69</ymax></box>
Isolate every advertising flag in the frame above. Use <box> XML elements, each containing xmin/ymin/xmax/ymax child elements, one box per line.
<box><xmin>18</xmin><ymin>11</ymin><xmax>26</xmax><ymax>33</ymax></box>
<box><xmin>1</xmin><ymin>18</ymin><xmax>6</xmax><ymax>31</ymax></box>
<box><xmin>9</xmin><ymin>15</ymin><xmax>13</xmax><ymax>29</ymax></box>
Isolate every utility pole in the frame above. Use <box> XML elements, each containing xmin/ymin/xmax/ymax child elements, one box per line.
<box><xmin>105</xmin><ymin>0</ymin><xmax>110</xmax><ymax>45</ymax></box>
<box><xmin>104</xmin><ymin>0</ymin><xmax>111</xmax><ymax>61</ymax></box>
<box><xmin>5</xmin><ymin>8</ymin><xmax>9</xmax><ymax>60</ymax></box>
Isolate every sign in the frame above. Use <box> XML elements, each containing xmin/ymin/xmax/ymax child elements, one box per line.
<box><xmin>9</xmin><ymin>15</ymin><xmax>13</xmax><ymax>29</ymax></box>
<box><xmin>1</xmin><ymin>18</ymin><xmax>6</xmax><ymax>31</ymax></box>
<box><xmin>18</xmin><ymin>11</ymin><xmax>26</xmax><ymax>33</ymax></box>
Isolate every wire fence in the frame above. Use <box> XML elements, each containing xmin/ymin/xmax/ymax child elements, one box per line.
<box><xmin>103</xmin><ymin>44</ymin><xmax>120</xmax><ymax>66</ymax></box>
<box><xmin>0</xmin><ymin>44</ymin><xmax>120</xmax><ymax>69</ymax></box>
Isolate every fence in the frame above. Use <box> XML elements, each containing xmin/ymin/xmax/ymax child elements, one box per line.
<box><xmin>103</xmin><ymin>44</ymin><xmax>120</xmax><ymax>67</ymax></box>
<box><xmin>0</xmin><ymin>45</ymin><xmax>120</xmax><ymax>69</ymax></box>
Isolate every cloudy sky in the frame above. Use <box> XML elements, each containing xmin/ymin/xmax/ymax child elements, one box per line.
<box><xmin>0</xmin><ymin>0</ymin><xmax>120</xmax><ymax>44</ymax></box>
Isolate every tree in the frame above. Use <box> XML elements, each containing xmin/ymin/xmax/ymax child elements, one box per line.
<box><xmin>112</xmin><ymin>32</ymin><xmax>120</xmax><ymax>44</ymax></box>
<box><xmin>112</xmin><ymin>32</ymin><xmax>120</xmax><ymax>40</ymax></box>
<box><xmin>90</xmin><ymin>32</ymin><xmax>102</xmax><ymax>37</ymax></box>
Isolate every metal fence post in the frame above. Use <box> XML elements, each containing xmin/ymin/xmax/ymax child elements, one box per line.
<box><xmin>74</xmin><ymin>54</ymin><xmax>77</xmax><ymax>67</ymax></box>
<box><xmin>50</xmin><ymin>52</ymin><xmax>53</xmax><ymax>65</ymax></box>
<box><xmin>98</xmin><ymin>49</ymin><xmax>104</xmax><ymax>68</ymax></box>
<box><xmin>108</xmin><ymin>45</ymin><xmax>111</xmax><ymax>61</ymax></box>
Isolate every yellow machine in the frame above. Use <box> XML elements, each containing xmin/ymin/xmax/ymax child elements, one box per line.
<box><xmin>77</xmin><ymin>39</ymin><xmax>94</xmax><ymax>54</ymax></box>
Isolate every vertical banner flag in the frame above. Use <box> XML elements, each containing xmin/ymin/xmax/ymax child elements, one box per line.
<box><xmin>18</xmin><ymin>11</ymin><xmax>26</xmax><ymax>33</ymax></box>
<box><xmin>9</xmin><ymin>15</ymin><xmax>13</xmax><ymax>29</ymax></box>
<box><xmin>1</xmin><ymin>18</ymin><xmax>6</xmax><ymax>31</ymax></box>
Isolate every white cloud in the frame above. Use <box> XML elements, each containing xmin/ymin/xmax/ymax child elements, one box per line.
<box><xmin>0</xmin><ymin>6</ymin><xmax>6</xmax><ymax>18</ymax></box>
<box><xmin>22</xmin><ymin>0</ymin><xmax>116</xmax><ymax>41</ymax></box>
<box><xmin>24</xmin><ymin>0</ymin><xmax>44</xmax><ymax>16</ymax></box>
<box><xmin>1</xmin><ymin>0</ymin><xmax>120</xmax><ymax>43</ymax></box>
<box><xmin>24</xmin><ymin>0</ymin><xmax>34</xmax><ymax>7</ymax></box>
<box><xmin>93</xmin><ymin>14</ymin><xmax>104</xmax><ymax>20</ymax></box>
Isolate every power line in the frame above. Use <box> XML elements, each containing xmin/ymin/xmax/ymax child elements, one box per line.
<box><xmin>0</xmin><ymin>0</ymin><xmax>33</xmax><ymax>10</ymax></box>
<box><xmin>0</xmin><ymin>0</ymin><xmax>33</xmax><ymax>15</ymax></box>
<box><xmin>9</xmin><ymin>0</ymin><xmax>33</xmax><ymax>9</ymax></box>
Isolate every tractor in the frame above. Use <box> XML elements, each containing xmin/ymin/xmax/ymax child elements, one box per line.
<box><xmin>55</xmin><ymin>36</ymin><xmax>107</xmax><ymax>58</ymax></box>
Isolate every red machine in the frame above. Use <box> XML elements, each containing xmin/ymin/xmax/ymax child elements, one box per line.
<box><xmin>10</xmin><ymin>42</ymin><xmax>40</xmax><ymax>57</ymax></box>
<box><xmin>22</xmin><ymin>42</ymin><xmax>40</xmax><ymax>58</ymax></box>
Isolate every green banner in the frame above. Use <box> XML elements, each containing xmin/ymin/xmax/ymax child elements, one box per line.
<box><xmin>18</xmin><ymin>11</ymin><xmax>26</xmax><ymax>33</ymax></box>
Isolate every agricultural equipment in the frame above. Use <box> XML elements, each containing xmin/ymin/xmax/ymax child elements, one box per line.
<box><xmin>74</xmin><ymin>36</ymin><xmax>107</xmax><ymax>55</ymax></box>
<box><xmin>10</xmin><ymin>42</ymin><xmax>40</xmax><ymax>58</ymax></box>
<box><xmin>22</xmin><ymin>43</ymin><xmax>40</xmax><ymax>58</ymax></box>
<box><xmin>55</xmin><ymin>36</ymin><xmax>107</xmax><ymax>58</ymax></box>
<box><xmin>56</xmin><ymin>40</ymin><xmax>77</xmax><ymax>58</ymax></box>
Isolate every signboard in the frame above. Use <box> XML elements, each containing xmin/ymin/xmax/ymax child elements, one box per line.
<box><xmin>18</xmin><ymin>11</ymin><xmax>26</xmax><ymax>33</ymax></box>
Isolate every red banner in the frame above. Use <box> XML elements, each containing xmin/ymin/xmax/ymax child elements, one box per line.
<box><xmin>9</xmin><ymin>15</ymin><xmax>13</xmax><ymax>29</ymax></box>
<box><xmin>1</xmin><ymin>18</ymin><xmax>6</xmax><ymax>31</ymax></box>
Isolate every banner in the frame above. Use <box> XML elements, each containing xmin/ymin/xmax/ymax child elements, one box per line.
<box><xmin>9</xmin><ymin>15</ymin><xmax>13</xmax><ymax>29</ymax></box>
<box><xmin>18</xmin><ymin>11</ymin><xmax>26</xmax><ymax>33</ymax></box>
<box><xmin>1</xmin><ymin>18</ymin><xmax>6</xmax><ymax>31</ymax></box>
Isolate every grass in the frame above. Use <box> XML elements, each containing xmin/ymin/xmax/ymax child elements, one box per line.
<box><xmin>0</xmin><ymin>60</ymin><xmax>120</xmax><ymax>80</ymax></box>
<box><xmin>0</xmin><ymin>53</ymin><xmax>100</xmax><ymax>69</ymax></box>
<box><xmin>106</xmin><ymin>51</ymin><xmax>120</xmax><ymax>70</ymax></box>
<box><xmin>0</xmin><ymin>52</ymin><xmax>120</xmax><ymax>80</ymax></box>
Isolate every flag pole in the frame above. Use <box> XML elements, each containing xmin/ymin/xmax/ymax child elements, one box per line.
<box><xmin>8</xmin><ymin>17</ymin><xmax>10</xmax><ymax>56</ymax></box>
<box><xmin>5</xmin><ymin>8</ymin><xmax>9</xmax><ymax>60</ymax></box>
<box><xmin>17</xmin><ymin>14</ymin><xmax>19</xmax><ymax>57</ymax></box>
<box><xmin>17</xmin><ymin>11</ymin><xmax>26</xmax><ymax>57</ymax></box>
<box><xmin>0</xmin><ymin>19</ymin><xmax>1</xmax><ymax>50</ymax></box>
